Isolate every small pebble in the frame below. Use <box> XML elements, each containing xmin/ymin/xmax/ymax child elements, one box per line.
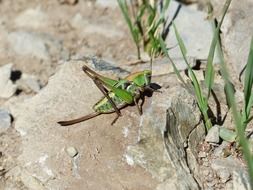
<box><xmin>205</xmin><ymin>125</ymin><xmax>220</xmax><ymax>143</ymax></box>
<box><xmin>58</xmin><ymin>0</ymin><xmax>78</xmax><ymax>5</ymax></box>
<box><xmin>198</xmin><ymin>151</ymin><xmax>207</xmax><ymax>158</ymax></box>
<box><xmin>217</xmin><ymin>169</ymin><xmax>231</xmax><ymax>183</ymax></box>
<box><xmin>0</xmin><ymin>109</ymin><xmax>11</xmax><ymax>131</ymax></box>
<box><xmin>213</xmin><ymin>141</ymin><xmax>230</xmax><ymax>158</ymax></box>
<box><xmin>66</xmin><ymin>147</ymin><xmax>78</xmax><ymax>158</ymax></box>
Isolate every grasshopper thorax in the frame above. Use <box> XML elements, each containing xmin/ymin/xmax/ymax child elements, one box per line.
<box><xmin>125</xmin><ymin>70</ymin><xmax>152</xmax><ymax>87</ymax></box>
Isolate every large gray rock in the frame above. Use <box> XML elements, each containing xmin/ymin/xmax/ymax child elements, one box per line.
<box><xmin>166</xmin><ymin>1</ymin><xmax>219</xmax><ymax>65</ymax></box>
<box><xmin>8</xmin><ymin>31</ymin><xmax>69</xmax><ymax>60</ymax></box>
<box><xmin>0</xmin><ymin>108</ymin><xmax>11</xmax><ymax>132</ymax></box>
<box><xmin>211</xmin><ymin>0</ymin><xmax>253</xmax><ymax>79</ymax></box>
<box><xmin>8</xmin><ymin>56</ymin><xmax>210</xmax><ymax>189</ymax></box>
<box><xmin>7</xmin><ymin>55</ymin><xmax>251</xmax><ymax>189</ymax></box>
<box><xmin>8</xmin><ymin>31</ymin><xmax>49</xmax><ymax>60</ymax></box>
<box><xmin>10</xmin><ymin>58</ymin><xmax>158</xmax><ymax>190</ymax></box>
<box><xmin>126</xmin><ymin>71</ymin><xmax>205</xmax><ymax>189</ymax></box>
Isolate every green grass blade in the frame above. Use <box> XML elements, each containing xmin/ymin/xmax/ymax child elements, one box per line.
<box><xmin>204</xmin><ymin>0</ymin><xmax>232</xmax><ymax>98</ymax></box>
<box><xmin>244</xmin><ymin>37</ymin><xmax>253</xmax><ymax>118</ymax></box>
<box><xmin>173</xmin><ymin>23</ymin><xmax>211</xmax><ymax>129</ymax></box>
<box><xmin>159</xmin><ymin>37</ymin><xmax>188</xmax><ymax>88</ymax></box>
<box><xmin>136</xmin><ymin>4</ymin><xmax>146</xmax><ymax>25</ymax></box>
<box><xmin>117</xmin><ymin>0</ymin><xmax>140</xmax><ymax>49</ymax></box>
<box><xmin>172</xmin><ymin>23</ymin><xmax>187</xmax><ymax>59</ymax></box>
<box><xmin>214</xmin><ymin>6</ymin><xmax>253</xmax><ymax>183</ymax></box>
<box><xmin>173</xmin><ymin>23</ymin><xmax>200</xmax><ymax>99</ymax></box>
<box><xmin>163</xmin><ymin>0</ymin><xmax>171</xmax><ymax>13</ymax></box>
<box><xmin>117</xmin><ymin>0</ymin><xmax>133</xmax><ymax>34</ymax></box>
<box><xmin>147</xmin><ymin>5</ymin><xmax>156</xmax><ymax>27</ymax></box>
<box><xmin>218</xmin><ymin>30</ymin><xmax>253</xmax><ymax>190</ymax></box>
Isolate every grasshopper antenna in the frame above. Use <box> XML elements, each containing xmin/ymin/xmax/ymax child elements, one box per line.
<box><xmin>58</xmin><ymin>112</ymin><xmax>101</xmax><ymax>126</ymax></box>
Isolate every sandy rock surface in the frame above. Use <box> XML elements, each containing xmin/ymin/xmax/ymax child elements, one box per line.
<box><xmin>0</xmin><ymin>0</ymin><xmax>252</xmax><ymax>189</ymax></box>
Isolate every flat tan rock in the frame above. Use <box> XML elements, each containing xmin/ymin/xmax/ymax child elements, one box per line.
<box><xmin>10</xmin><ymin>60</ymin><xmax>158</xmax><ymax>190</ymax></box>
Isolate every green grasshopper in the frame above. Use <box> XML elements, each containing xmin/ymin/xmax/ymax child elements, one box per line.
<box><xmin>58</xmin><ymin>65</ymin><xmax>152</xmax><ymax>126</ymax></box>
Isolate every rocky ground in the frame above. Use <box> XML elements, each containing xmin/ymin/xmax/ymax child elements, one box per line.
<box><xmin>0</xmin><ymin>0</ymin><xmax>253</xmax><ymax>189</ymax></box>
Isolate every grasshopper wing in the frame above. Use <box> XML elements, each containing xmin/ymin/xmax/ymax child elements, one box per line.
<box><xmin>103</xmin><ymin>82</ymin><xmax>134</xmax><ymax>104</ymax></box>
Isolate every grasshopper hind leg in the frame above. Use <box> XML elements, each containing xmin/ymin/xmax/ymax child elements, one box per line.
<box><xmin>82</xmin><ymin>66</ymin><xmax>122</xmax><ymax>118</ymax></box>
<box><xmin>58</xmin><ymin>112</ymin><xmax>101</xmax><ymax>126</ymax></box>
<box><xmin>134</xmin><ymin>97</ymin><xmax>142</xmax><ymax>115</ymax></box>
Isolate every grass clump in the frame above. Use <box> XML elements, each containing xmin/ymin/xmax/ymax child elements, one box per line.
<box><xmin>161</xmin><ymin>0</ymin><xmax>253</xmax><ymax>186</ymax></box>
<box><xmin>220</xmin><ymin>37</ymin><xmax>253</xmax><ymax>188</ymax></box>
<box><xmin>119</xmin><ymin>0</ymin><xmax>253</xmax><ymax>186</ymax></box>
<box><xmin>117</xmin><ymin>0</ymin><xmax>171</xmax><ymax>59</ymax></box>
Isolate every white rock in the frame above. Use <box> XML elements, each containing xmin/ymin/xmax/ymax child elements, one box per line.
<box><xmin>218</xmin><ymin>0</ymin><xmax>253</xmax><ymax>77</ymax></box>
<box><xmin>15</xmin><ymin>7</ymin><xmax>48</xmax><ymax>29</ymax></box>
<box><xmin>0</xmin><ymin>64</ymin><xmax>17</xmax><ymax>98</ymax></box>
<box><xmin>8</xmin><ymin>31</ymin><xmax>68</xmax><ymax>60</ymax></box>
<box><xmin>232</xmin><ymin>170</ymin><xmax>251</xmax><ymax>190</ymax></box>
<box><xmin>71</xmin><ymin>13</ymin><xmax>124</xmax><ymax>39</ymax></box>
<box><xmin>66</xmin><ymin>146</ymin><xmax>78</xmax><ymax>158</ymax></box>
<box><xmin>205</xmin><ymin>125</ymin><xmax>220</xmax><ymax>143</ymax></box>
<box><xmin>95</xmin><ymin>0</ymin><xmax>118</xmax><ymax>8</ymax></box>
<box><xmin>124</xmin><ymin>154</ymin><xmax>134</xmax><ymax>166</ymax></box>
<box><xmin>198</xmin><ymin>151</ymin><xmax>207</xmax><ymax>158</ymax></box>
<box><xmin>0</xmin><ymin>63</ymin><xmax>12</xmax><ymax>84</ymax></box>
<box><xmin>8</xmin><ymin>31</ymin><xmax>49</xmax><ymax>60</ymax></box>
<box><xmin>166</xmin><ymin>1</ymin><xmax>219</xmax><ymax>66</ymax></box>
<box><xmin>0</xmin><ymin>108</ymin><xmax>11</xmax><ymax>132</ymax></box>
